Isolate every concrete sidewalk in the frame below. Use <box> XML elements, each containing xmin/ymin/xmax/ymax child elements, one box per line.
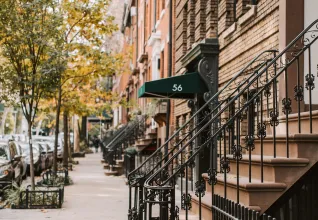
<box><xmin>0</xmin><ymin>153</ymin><xmax>129</xmax><ymax>220</ymax></box>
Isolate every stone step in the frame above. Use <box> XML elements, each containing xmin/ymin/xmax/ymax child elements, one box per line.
<box><xmin>274</xmin><ymin>110</ymin><xmax>318</xmax><ymax>135</ymax></box>
<box><xmin>104</xmin><ymin>170</ymin><xmax>118</xmax><ymax>176</ymax></box>
<box><xmin>227</xmin><ymin>155</ymin><xmax>308</xmax><ymax>182</ymax></box>
<box><xmin>135</xmin><ymin>139</ymin><xmax>153</xmax><ymax>146</ymax></box>
<box><xmin>103</xmin><ymin>163</ymin><xmax>110</xmax><ymax>169</ymax></box>
<box><xmin>179</xmin><ymin>207</ymin><xmax>200</xmax><ymax>220</ymax></box>
<box><xmin>190</xmin><ymin>191</ymin><xmax>212</xmax><ymax>220</ymax></box>
<box><xmin>116</xmin><ymin>159</ymin><xmax>124</xmax><ymax>165</ymax></box>
<box><xmin>249</xmin><ymin>133</ymin><xmax>318</xmax><ymax>158</ymax></box>
<box><xmin>203</xmin><ymin>173</ymin><xmax>286</xmax><ymax>212</ymax></box>
<box><xmin>146</xmin><ymin>128</ymin><xmax>157</xmax><ymax>136</ymax></box>
<box><xmin>112</xmin><ymin>164</ymin><xmax>124</xmax><ymax>175</ymax></box>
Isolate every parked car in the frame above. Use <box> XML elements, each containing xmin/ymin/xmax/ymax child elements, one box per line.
<box><xmin>33</xmin><ymin>136</ymin><xmax>64</xmax><ymax>160</ymax></box>
<box><xmin>13</xmin><ymin>142</ymin><xmax>27</xmax><ymax>180</ymax></box>
<box><xmin>0</xmin><ymin>141</ymin><xmax>23</xmax><ymax>188</ymax></box>
<box><xmin>20</xmin><ymin>143</ymin><xmax>47</xmax><ymax>176</ymax></box>
<box><xmin>38</xmin><ymin>142</ymin><xmax>54</xmax><ymax>169</ymax></box>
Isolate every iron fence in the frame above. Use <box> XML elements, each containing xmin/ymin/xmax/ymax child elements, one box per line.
<box><xmin>213</xmin><ymin>195</ymin><xmax>276</xmax><ymax>220</ymax></box>
<box><xmin>13</xmin><ymin>185</ymin><xmax>64</xmax><ymax>209</ymax></box>
<box><xmin>37</xmin><ymin>169</ymin><xmax>70</xmax><ymax>186</ymax></box>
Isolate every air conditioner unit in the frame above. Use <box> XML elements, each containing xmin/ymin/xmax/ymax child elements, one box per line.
<box><xmin>131</xmin><ymin>7</ymin><xmax>137</xmax><ymax>16</ymax></box>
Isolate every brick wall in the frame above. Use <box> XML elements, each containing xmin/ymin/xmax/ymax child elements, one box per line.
<box><xmin>174</xmin><ymin>0</ymin><xmax>219</xmax><ymax>121</ymax></box>
<box><xmin>218</xmin><ymin>0</ymin><xmax>279</xmax><ymax>86</ymax></box>
<box><xmin>173</xmin><ymin>0</ymin><xmax>280</xmax><ymax>154</ymax></box>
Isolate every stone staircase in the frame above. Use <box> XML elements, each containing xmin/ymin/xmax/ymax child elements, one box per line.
<box><xmin>135</xmin><ymin>128</ymin><xmax>157</xmax><ymax>152</ymax></box>
<box><xmin>190</xmin><ymin>113</ymin><xmax>318</xmax><ymax>219</ymax></box>
<box><xmin>103</xmin><ymin>156</ymin><xmax>125</xmax><ymax>176</ymax></box>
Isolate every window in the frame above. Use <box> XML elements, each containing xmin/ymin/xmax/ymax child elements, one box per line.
<box><xmin>145</xmin><ymin>3</ymin><xmax>149</xmax><ymax>39</ymax></box>
<box><xmin>236</xmin><ymin>0</ymin><xmax>258</xmax><ymax>20</ymax></box>
<box><xmin>162</xmin><ymin>0</ymin><xmax>165</xmax><ymax>11</ymax></box>
<box><xmin>0</xmin><ymin>147</ymin><xmax>8</xmax><ymax>161</ymax></box>
<box><xmin>156</xmin><ymin>0</ymin><xmax>160</xmax><ymax>21</ymax></box>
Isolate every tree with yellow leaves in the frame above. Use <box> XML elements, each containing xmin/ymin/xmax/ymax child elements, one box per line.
<box><xmin>46</xmin><ymin>0</ymin><xmax>122</xmax><ymax>171</ymax></box>
<box><xmin>0</xmin><ymin>0</ymin><xmax>63</xmax><ymax>190</ymax></box>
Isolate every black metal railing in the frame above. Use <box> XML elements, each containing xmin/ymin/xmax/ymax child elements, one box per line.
<box><xmin>102</xmin><ymin>125</ymin><xmax>127</xmax><ymax>159</ymax></box>
<box><xmin>212</xmin><ymin>195</ymin><xmax>276</xmax><ymax>220</ymax></box>
<box><xmin>127</xmin><ymin>49</ymin><xmax>278</xmax><ymax>219</ymax></box>
<box><xmin>37</xmin><ymin>169</ymin><xmax>70</xmax><ymax>186</ymax></box>
<box><xmin>104</xmin><ymin>115</ymin><xmax>146</xmax><ymax>168</ymax></box>
<box><xmin>138</xmin><ymin>19</ymin><xmax>318</xmax><ymax>220</ymax></box>
<box><xmin>265</xmin><ymin>162</ymin><xmax>318</xmax><ymax>220</ymax></box>
<box><xmin>13</xmin><ymin>185</ymin><xmax>64</xmax><ymax>209</ymax></box>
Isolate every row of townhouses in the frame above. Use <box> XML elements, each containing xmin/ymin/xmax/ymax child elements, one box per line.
<box><xmin>102</xmin><ymin>0</ymin><xmax>318</xmax><ymax>219</ymax></box>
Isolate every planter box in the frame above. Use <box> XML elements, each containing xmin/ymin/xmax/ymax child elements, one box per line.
<box><xmin>12</xmin><ymin>185</ymin><xmax>64</xmax><ymax>209</ymax></box>
<box><xmin>72</xmin><ymin>152</ymin><xmax>86</xmax><ymax>157</ymax></box>
<box><xmin>37</xmin><ymin>169</ymin><xmax>70</xmax><ymax>186</ymax></box>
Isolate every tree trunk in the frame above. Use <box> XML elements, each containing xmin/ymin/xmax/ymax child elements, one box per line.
<box><xmin>35</xmin><ymin>119</ymin><xmax>43</xmax><ymax>135</ymax></box>
<box><xmin>68</xmin><ymin>116</ymin><xmax>72</xmax><ymax>162</ymax></box>
<box><xmin>28</xmin><ymin>121</ymin><xmax>35</xmax><ymax>190</ymax></box>
<box><xmin>0</xmin><ymin>108</ymin><xmax>9</xmax><ymax>135</ymax></box>
<box><xmin>74</xmin><ymin>115</ymin><xmax>80</xmax><ymax>153</ymax></box>
<box><xmin>16</xmin><ymin>109</ymin><xmax>23</xmax><ymax>134</ymax></box>
<box><xmin>80</xmin><ymin>116</ymin><xmax>87</xmax><ymax>142</ymax></box>
<box><xmin>63</xmin><ymin>111</ymin><xmax>69</xmax><ymax>169</ymax></box>
<box><xmin>53</xmin><ymin>84</ymin><xmax>62</xmax><ymax>174</ymax></box>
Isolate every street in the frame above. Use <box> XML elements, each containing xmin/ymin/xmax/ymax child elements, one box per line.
<box><xmin>0</xmin><ymin>153</ymin><xmax>129</xmax><ymax>220</ymax></box>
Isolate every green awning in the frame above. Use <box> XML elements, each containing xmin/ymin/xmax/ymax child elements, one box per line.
<box><xmin>138</xmin><ymin>72</ymin><xmax>208</xmax><ymax>99</ymax></box>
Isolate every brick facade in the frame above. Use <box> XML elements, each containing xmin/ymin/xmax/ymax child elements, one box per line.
<box><xmin>118</xmin><ymin>0</ymin><xmax>176</xmax><ymax>143</ymax></box>
<box><xmin>174</xmin><ymin>0</ymin><xmax>279</xmax><ymax>134</ymax></box>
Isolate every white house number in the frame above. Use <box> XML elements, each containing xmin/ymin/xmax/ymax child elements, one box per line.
<box><xmin>172</xmin><ymin>84</ymin><xmax>183</xmax><ymax>92</ymax></box>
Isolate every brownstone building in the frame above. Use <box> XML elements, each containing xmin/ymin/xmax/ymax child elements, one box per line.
<box><xmin>122</xmin><ymin>0</ymin><xmax>318</xmax><ymax>219</ymax></box>
<box><xmin>106</xmin><ymin>0</ymin><xmax>175</xmax><ymax>176</ymax></box>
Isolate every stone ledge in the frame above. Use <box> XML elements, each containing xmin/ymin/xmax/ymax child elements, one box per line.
<box><xmin>223</xmin><ymin>22</ymin><xmax>237</xmax><ymax>38</ymax></box>
<box><xmin>238</xmin><ymin>5</ymin><xmax>257</xmax><ymax>26</ymax></box>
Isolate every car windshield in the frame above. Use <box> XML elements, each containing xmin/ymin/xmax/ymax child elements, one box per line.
<box><xmin>0</xmin><ymin>146</ymin><xmax>9</xmax><ymax>161</ymax></box>
<box><xmin>20</xmin><ymin>145</ymin><xmax>39</xmax><ymax>155</ymax></box>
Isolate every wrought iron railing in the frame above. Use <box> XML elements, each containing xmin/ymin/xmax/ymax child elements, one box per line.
<box><xmin>13</xmin><ymin>185</ymin><xmax>64</xmax><ymax>209</ymax></box>
<box><xmin>140</xmin><ymin>19</ymin><xmax>318</xmax><ymax>220</ymax></box>
<box><xmin>127</xmin><ymin>49</ymin><xmax>278</xmax><ymax>218</ymax></box>
<box><xmin>102</xmin><ymin>125</ymin><xmax>128</xmax><ymax>160</ymax></box>
<box><xmin>212</xmin><ymin>195</ymin><xmax>276</xmax><ymax>220</ymax></box>
<box><xmin>104</xmin><ymin>115</ymin><xmax>146</xmax><ymax>167</ymax></box>
<box><xmin>37</xmin><ymin>169</ymin><xmax>70</xmax><ymax>186</ymax></box>
<box><xmin>265</xmin><ymin>161</ymin><xmax>318</xmax><ymax>220</ymax></box>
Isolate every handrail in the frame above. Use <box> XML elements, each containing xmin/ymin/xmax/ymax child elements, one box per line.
<box><xmin>144</xmin><ymin>19</ymin><xmax>318</xmax><ymax>189</ymax></box>
<box><xmin>104</xmin><ymin>115</ymin><xmax>146</xmax><ymax>162</ymax></box>
<box><xmin>128</xmin><ymin>49</ymin><xmax>277</xmax><ymax>182</ymax></box>
<box><xmin>104</xmin><ymin>125</ymin><xmax>127</xmax><ymax>144</ymax></box>
<box><xmin>132</xmin><ymin>57</ymin><xmax>274</xmax><ymax>183</ymax></box>
<box><xmin>104</xmin><ymin>125</ymin><xmax>128</xmax><ymax>149</ymax></box>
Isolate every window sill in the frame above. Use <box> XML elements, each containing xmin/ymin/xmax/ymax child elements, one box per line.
<box><xmin>238</xmin><ymin>5</ymin><xmax>257</xmax><ymax>26</ymax></box>
<box><xmin>223</xmin><ymin>22</ymin><xmax>237</xmax><ymax>38</ymax></box>
<box><xmin>160</xmin><ymin>9</ymin><xmax>165</xmax><ymax>20</ymax></box>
